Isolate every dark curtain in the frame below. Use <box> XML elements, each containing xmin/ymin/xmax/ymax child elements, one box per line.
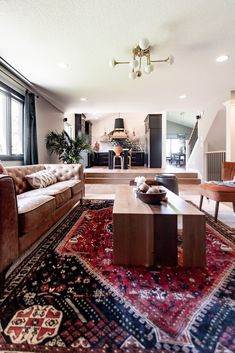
<box><xmin>24</xmin><ymin>91</ymin><xmax>38</xmax><ymax>165</ymax></box>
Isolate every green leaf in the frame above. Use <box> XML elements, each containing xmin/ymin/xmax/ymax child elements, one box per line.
<box><xmin>46</xmin><ymin>130</ymin><xmax>91</xmax><ymax>163</ymax></box>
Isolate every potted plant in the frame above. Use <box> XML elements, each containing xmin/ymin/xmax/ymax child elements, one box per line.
<box><xmin>46</xmin><ymin>130</ymin><xmax>91</xmax><ymax>163</ymax></box>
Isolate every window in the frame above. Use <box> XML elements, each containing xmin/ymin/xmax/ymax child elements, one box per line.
<box><xmin>0</xmin><ymin>82</ymin><xmax>24</xmax><ymax>160</ymax></box>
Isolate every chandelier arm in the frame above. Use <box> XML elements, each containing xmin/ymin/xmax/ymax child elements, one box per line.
<box><xmin>147</xmin><ymin>52</ymin><xmax>150</xmax><ymax>65</ymax></box>
<box><xmin>150</xmin><ymin>57</ymin><xmax>171</xmax><ymax>63</ymax></box>
<box><xmin>139</xmin><ymin>55</ymin><xmax>142</xmax><ymax>71</ymax></box>
<box><xmin>114</xmin><ymin>60</ymin><xmax>130</xmax><ymax>65</ymax></box>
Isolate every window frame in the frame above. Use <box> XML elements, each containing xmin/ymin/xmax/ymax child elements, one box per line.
<box><xmin>0</xmin><ymin>81</ymin><xmax>24</xmax><ymax>161</ymax></box>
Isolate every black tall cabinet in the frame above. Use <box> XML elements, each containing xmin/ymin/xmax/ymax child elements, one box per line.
<box><xmin>145</xmin><ymin>114</ymin><xmax>162</xmax><ymax>168</ymax></box>
<box><xmin>75</xmin><ymin>114</ymin><xmax>92</xmax><ymax>142</ymax></box>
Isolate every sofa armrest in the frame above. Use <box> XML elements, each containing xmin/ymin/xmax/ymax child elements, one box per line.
<box><xmin>0</xmin><ymin>175</ymin><xmax>19</xmax><ymax>274</ymax></box>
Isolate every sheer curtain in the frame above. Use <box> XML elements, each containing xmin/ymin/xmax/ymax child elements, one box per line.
<box><xmin>23</xmin><ymin>91</ymin><xmax>38</xmax><ymax>165</ymax></box>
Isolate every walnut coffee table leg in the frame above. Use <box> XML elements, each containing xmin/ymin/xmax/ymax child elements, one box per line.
<box><xmin>182</xmin><ymin>215</ymin><xmax>206</xmax><ymax>267</ymax></box>
<box><xmin>113</xmin><ymin>213</ymin><xmax>154</xmax><ymax>267</ymax></box>
<box><xmin>154</xmin><ymin>215</ymin><xmax>178</xmax><ymax>266</ymax></box>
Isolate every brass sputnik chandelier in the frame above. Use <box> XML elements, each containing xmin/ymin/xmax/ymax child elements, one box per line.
<box><xmin>109</xmin><ymin>38</ymin><xmax>174</xmax><ymax>79</ymax></box>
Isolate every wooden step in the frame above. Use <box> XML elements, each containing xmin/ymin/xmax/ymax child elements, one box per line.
<box><xmin>85</xmin><ymin>177</ymin><xmax>131</xmax><ymax>184</ymax></box>
<box><xmin>86</xmin><ymin>178</ymin><xmax>201</xmax><ymax>185</ymax></box>
<box><xmin>85</xmin><ymin>176</ymin><xmax>201</xmax><ymax>185</ymax></box>
<box><xmin>85</xmin><ymin>172</ymin><xmax>199</xmax><ymax>179</ymax></box>
<box><xmin>85</xmin><ymin>168</ymin><xmax>201</xmax><ymax>185</ymax></box>
<box><xmin>178</xmin><ymin>178</ymin><xmax>201</xmax><ymax>185</ymax></box>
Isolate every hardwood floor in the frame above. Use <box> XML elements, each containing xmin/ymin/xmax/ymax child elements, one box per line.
<box><xmin>85</xmin><ymin>174</ymin><xmax>235</xmax><ymax>228</ymax></box>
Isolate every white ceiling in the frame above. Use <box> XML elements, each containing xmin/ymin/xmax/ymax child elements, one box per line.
<box><xmin>0</xmin><ymin>0</ymin><xmax>235</xmax><ymax>125</ymax></box>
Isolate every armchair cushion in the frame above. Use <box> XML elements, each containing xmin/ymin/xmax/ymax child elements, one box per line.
<box><xmin>199</xmin><ymin>161</ymin><xmax>235</xmax><ymax>221</ymax></box>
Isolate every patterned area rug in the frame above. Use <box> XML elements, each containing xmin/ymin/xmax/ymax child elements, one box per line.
<box><xmin>0</xmin><ymin>200</ymin><xmax>234</xmax><ymax>353</ymax></box>
<box><xmin>187</xmin><ymin>200</ymin><xmax>235</xmax><ymax>245</ymax></box>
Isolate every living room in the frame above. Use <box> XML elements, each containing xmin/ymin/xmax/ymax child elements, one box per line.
<box><xmin>0</xmin><ymin>1</ymin><xmax>234</xmax><ymax>353</ymax></box>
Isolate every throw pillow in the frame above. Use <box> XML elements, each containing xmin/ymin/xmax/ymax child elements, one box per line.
<box><xmin>25</xmin><ymin>170</ymin><xmax>57</xmax><ymax>189</ymax></box>
<box><xmin>0</xmin><ymin>162</ymin><xmax>8</xmax><ymax>175</ymax></box>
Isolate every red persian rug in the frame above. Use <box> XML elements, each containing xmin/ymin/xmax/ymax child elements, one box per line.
<box><xmin>0</xmin><ymin>200</ymin><xmax>234</xmax><ymax>353</ymax></box>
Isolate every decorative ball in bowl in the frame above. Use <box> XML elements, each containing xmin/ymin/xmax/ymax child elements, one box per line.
<box><xmin>136</xmin><ymin>185</ymin><xmax>167</xmax><ymax>204</ymax></box>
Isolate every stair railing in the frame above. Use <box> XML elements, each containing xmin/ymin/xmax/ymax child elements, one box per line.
<box><xmin>188</xmin><ymin>121</ymin><xmax>198</xmax><ymax>157</ymax></box>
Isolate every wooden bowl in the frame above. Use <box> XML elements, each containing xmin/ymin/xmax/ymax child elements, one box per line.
<box><xmin>136</xmin><ymin>190</ymin><xmax>167</xmax><ymax>205</ymax></box>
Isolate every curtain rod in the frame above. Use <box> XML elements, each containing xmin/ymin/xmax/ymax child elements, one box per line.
<box><xmin>0</xmin><ymin>57</ymin><xmax>39</xmax><ymax>97</ymax></box>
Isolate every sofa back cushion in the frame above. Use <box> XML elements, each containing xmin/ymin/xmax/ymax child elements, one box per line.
<box><xmin>45</xmin><ymin>164</ymin><xmax>84</xmax><ymax>182</ymax></box>
<box><xmin>6</xmin><ymin>165</ymin><xmax>45</xmax><ymax>194</ymax></box>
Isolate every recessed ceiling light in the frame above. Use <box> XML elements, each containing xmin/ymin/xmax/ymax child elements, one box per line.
<box><xmin>57</xmin><ymin>62</ymin><xmax>68</xmax><ymax>69</ymax></box>
<box><xmin>179</xmin><ymin>94</ymin><xmax>187</xmax><ymax>99</ymax></box>
<box><xmin>216</xmin><ymin>55</ymin><xmax>229</xmax><ymax>62</ymax></box>
<box><xmin>80</xmin><ymin>97</ymin><xmax>87</xmax><ymax>101</ymax></box>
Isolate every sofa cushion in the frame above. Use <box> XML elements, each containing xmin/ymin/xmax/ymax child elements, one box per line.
<box><xmin>17</xmin><ymin>195</ymin><xmax>56</xmax><ymax>235</ymax></box>
<box><xmin>18</xmin><ymin>183</ymin><xmax>72</xmax><ymax>208</ymax></box>
<box><xmin>52</xmin><ymin>180</ymin><xmax>83</xmax><ymax>196</ymax></box>
<box><xmin>44</xmin><ymin>186</ymin><xmax>72</xmax><ymax>208</ymax></box>
<box><xmin>25</xmin><ymin>170</ymin><xmax>57</xmax><ymax>189</ymax></box>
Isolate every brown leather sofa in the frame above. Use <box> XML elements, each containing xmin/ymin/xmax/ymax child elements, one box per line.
<box><xmin>199</xmin><ymin>162</ymin><xmax>235</xmax><ymax>221</ymax></box>
<box><xmin>0</xmin><ymin>163</ymin><xmax>84</xmax><ymax>291</ymax></box>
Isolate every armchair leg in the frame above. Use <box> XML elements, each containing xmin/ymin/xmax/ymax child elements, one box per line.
<box><xmin>199</xmin><ymin>195</ymin><xmax>203</xmax><ymax>210</ymax></box>
<box><xmin>215</xmin><ymin>201</ymin><xmax>219</xmax><ymax>222</ymax></box>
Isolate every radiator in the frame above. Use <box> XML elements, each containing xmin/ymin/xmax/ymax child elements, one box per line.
<box><xmin>206</xmin><ymin>151</ymin><xmax>226</xmax><ymax>181</ymax></box>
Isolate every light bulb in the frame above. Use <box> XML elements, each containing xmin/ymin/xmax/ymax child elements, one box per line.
<box><xmin>129</xmin><ymin>71</ymin><xmax>137</xmax><ymax>80</ymax></box>
<box><xmin>144</xmin><ymin>64</ymin><xmax>154</xmax><ymax>74</ymax></box>
<box><xmin>129</xmin><ymin>59</ymin><xmax>138</xmax><ymax>69</ymax></box>
<box><xmin>139</xmin><ymin>38</ymin><xmax>150</xmax><ymax>50</ymax></box>
<box><xmin>109</xmin><ymin>58</ymin><xmax>116</xmax><ymax>68</ymax></box>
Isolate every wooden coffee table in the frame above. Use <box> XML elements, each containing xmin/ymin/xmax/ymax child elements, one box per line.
<box><xmin>113</xmin><ymin>185</ymin><xmax>206</xmax><ymax>267</ymax></box>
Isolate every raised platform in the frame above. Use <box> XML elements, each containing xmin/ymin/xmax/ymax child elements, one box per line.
<box><xmin>84</xmin><ymin>166</ymin><xmax>201</xmax><ymax>185</ymax></box>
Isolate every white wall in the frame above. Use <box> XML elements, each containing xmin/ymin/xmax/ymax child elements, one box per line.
<box><xmin>206</xmin><ymin>109</ymin><xmax>226</xmax><ymax>151</ymax></box>
<box><xmin>36</xmin><ymin>97</ymin><xmax>64</xmax><ymax>163</ymax></box>
<box><xmin>187</xmin><ymin>101</ymin><xmax>226</xmax><ymax>180</ymax></box>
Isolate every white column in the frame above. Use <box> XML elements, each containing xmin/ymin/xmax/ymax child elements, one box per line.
<box><xmin>224</xmin><ymin>91</ymin><xmax>235</xmax><ymax>161</ymax></box>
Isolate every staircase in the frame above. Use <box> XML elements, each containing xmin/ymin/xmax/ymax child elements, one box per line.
<box><xmin>85</xmin><ymin>170</ymin><xmax>201</xmax><ymax>185</ymax></box>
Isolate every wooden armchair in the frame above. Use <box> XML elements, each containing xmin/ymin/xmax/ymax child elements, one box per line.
<box><xmin>199</xmin><ymin>162</ymin><xmax>235</xmax><ymax>221</ymax></box>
